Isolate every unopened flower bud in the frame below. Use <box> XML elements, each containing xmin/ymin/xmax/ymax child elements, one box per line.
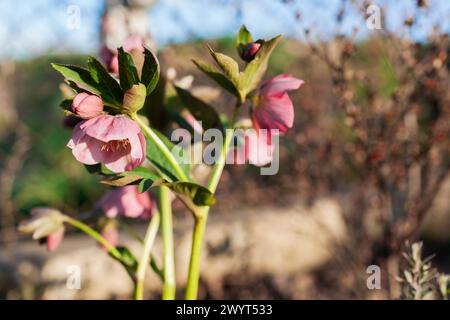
<box><xmin>122</xmin><ymin>83</ymin><xmax>147</xmax><ymax>114</ymax></box>
<box><xmin>241</xmin><ymin>42</ymin><xmax>261</xmax><ymax>62</ymax></box>
<box><xmin>72</xmin><ymin>93</ymin><xmax>104</xmax><ymax>119</ymax></box>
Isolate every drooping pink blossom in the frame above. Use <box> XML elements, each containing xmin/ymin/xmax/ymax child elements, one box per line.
<box><xmin>252</xmin><ymin>74</ymin><xmax>304</xmax><ymax>133</ymax></box>
<box><xmin>99</xmin><ymin>185</ymin><xmax>154</xmax><ymax>219</ymax></box>
<box><xmin>72</xmin><ymin>93</ymin><xmax>104</xmax><ymax>119</ymax></box>
<box><xmin>67</xmin><ymin>114</ymin><xmax>146</xmax><ymax>173</ymax></box>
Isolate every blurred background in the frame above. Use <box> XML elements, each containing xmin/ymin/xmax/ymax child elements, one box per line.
<box><xmin>0</xmin><ymin>0</ymin><xmax>449</xmax><ymax>299</ymax></box>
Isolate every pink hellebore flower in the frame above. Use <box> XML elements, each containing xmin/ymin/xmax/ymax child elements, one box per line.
<box><xmin>67</xmin><ymin>114</ymin><xmax>146</xmax><ymax>173</ymax></box>
<box><xmin>72</xmin><ymin>93</ymin><xmax>104</xmax><ymax>119</ymax></box>
<box><xmin>104</xmin><ymin>35</ymin><xmax>145</xmax><ymax>74</ymax></box>
<box><xmin>252</xmin><ymin>74</ymin><xmax>304</xmax><ymax>134</ymax></box>
<box><xmin>99</xmin><ymin>185</ymin><xmax>154</xmax><ymax>219</ymax></box>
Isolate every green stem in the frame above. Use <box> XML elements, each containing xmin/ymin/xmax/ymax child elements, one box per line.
<box><xmin>121</xmin><ymin>221</ymin><xmax>164</xmax><ymax>280</ymax></box>
<box><xmin>160</xmin><ymin>186</ymin><xmax>176</xmax><ymax>299</ymax></box>
<box><xmin>185</xmin><ymin>107</ymin><xmax>239</xmax><ymax>300</ymax></box>
<box><xmin>134</xmin><ymin>212</ymin><xmax>160</xmax><ymax>300</ymax></box>
<box><xmin>64</xmin><ymin>216</ymin><xmax>122</xmax><ymax>261</ymax></box>
<box><xmin>185</xmin><ymin>211</ymin><xmax>208</xmax><ymax>300</ymax></box>
<box><xmin>131</xmin><ymin>113</ymin><xmax>188</xmax><ymax>182</ymax></box>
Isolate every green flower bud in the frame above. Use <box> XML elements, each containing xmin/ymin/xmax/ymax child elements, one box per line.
<box><xmin>122</xmin><ymin>83</ymin><xmax>147</xmax><ymax>114</ymax></box>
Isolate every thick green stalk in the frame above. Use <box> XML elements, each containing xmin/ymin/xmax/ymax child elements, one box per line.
<box><xmin>159</xmin><ymin>186</ymin><xmax>176</xmax><ymax>299</ymax></box>
<box><xmin>134</xmin><ymin>212</ymin><xmax>160</xmax><ymax>300</ymax></box>
<box><xmin>185</xmin><ymin>112</ymin><xmax>237</xmax><ymax>300</ymax></box>
<box><xmin>184</xmin><ymin>210</ymin><xmax>208</xmax><ymax>299</ymax></box>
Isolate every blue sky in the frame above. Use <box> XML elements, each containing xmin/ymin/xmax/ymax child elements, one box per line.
<box><xmin>0</xmin><ymin>0</ymin><xmax>449</xmax><ymax>59</ymax></box>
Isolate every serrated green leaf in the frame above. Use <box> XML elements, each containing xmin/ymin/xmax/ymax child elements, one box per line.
<box><xmin>174</xmin><ymin>85</ymin><xmax>222</xmax><ymax>132</ymax></box>
<box><xmin>52</xmin><ymin>63</ymin><xmax>101</xmax><ymax>95</ymax></box>
<box><xmin>192</xmin><ymin>59</ymin><xmax>240</xmax><ymax>98</ymax></box>
<box><xmin>87</xmin><ymin>56</ymin><xmax>123</xmax><ymax>106</ymax></box>
<box><xmin>207</xmin><ymin>45</ymin><xmax>240</xmax><ymax>85</ymax></box>
<box><xmin>141</xmin><ymin>48</ymin><xmax>160</xmax><ymax>95</ymax></box>
<box><xmin>118</xmin><ymin>47</ymin><xmax>139</xmax><ymax>91</ymax></box>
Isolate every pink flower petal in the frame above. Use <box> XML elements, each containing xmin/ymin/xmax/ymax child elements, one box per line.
<box><xmin>46</xmin><ymin>228</ymin><xmax>64</xmax><ymax>252</ymax></box>
<box><xmin>69</xmin><ymin>133</ymin><xmax>105</xmax><ymax>165</ymax></box>
<box><xmin>81</xmin><ymin>115</ymin><xmax>141</xmax><ymax>142</ymax></box>
<box><xmin>261</xmin><ymin>74</ymin><xmax>304</xmax><ymax>96</ymax></box>
<box><xmin>245</xmin><ymin>130</ymin><xmax>274</xmax><ymax>166</ymax></box>
<box><xmin>99</xmin><ymin>186</ymin><xmax>154</xmax><ymax>219</ymax></box>
<box><xmin>123</xmin><ymin>35</ymin><xmax>144</xmax><ymax>53</ymax></box>
<box><xmin>253</xmin><ymin>92</ymin><xmax>294</xmax><ymax>133</ymax></box>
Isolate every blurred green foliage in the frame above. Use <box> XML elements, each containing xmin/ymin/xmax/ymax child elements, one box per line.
<box><xmin>9</xmin><ymin>55</ymin><xmax>103</xmax><ymax>216</ymax></box>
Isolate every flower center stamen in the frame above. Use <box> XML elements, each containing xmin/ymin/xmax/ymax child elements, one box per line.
<box><xmin>101</xmin><ymin>139</ymin><xmax>130</xmax><ymax>152</ymax></box>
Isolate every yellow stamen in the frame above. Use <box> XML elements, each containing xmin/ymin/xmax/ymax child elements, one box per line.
<box><xmin>101</xmin><ymin>139</ymin><xmax>130</xmax><ymax>152</ymax></box>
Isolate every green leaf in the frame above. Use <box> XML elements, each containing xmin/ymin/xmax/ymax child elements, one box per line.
<box><xmin>169</xmin><ymin>181</ymin><xmax>215</xmax><ymax>207</ymax></box>
<box><xmin>51</xmin><ymin>63</ymin><xmax>101</xmax><ymax>95</ymax></box>
<box><xmin>143</xmin><ymin>74</ymin><xmax>169</xmax><ymax>132</ymax></box>
<box><xmin>59</xmin><ymin>99</ymin><xmax>73</xmax><ymax>111</ymax></box>
<box><xmin>236</xmin><ymin>25</ymin><xmax>254</xmax><ymax>59</ymax></box>
<box><xmin>207</xmin><ymin>45</ymin><xmax>240</xmax><ymax>85</ymax></box>
<box><xmin>144</xmin><ymin>128</ymin><xmax>190</xmax><ymax>182</ymax></box>
<box><xmin>137</xmin><ymin>180</ymin><xmax>216</xmax><ymax>214</ymax></box>
<box><xmin>240</xmin><ymin>35</ymin><xmax>282</xmax><ymax>96</ymax></box>
<box><xmin>100</xmin><ymin>166</ymin><xmax>162</xmax><ymax>187</ymax></box>
<box><xmin>174</xmin><ymin>85</ymin><xmax>223</xmax><ymax>132</ymax></box>
<box><xmin>236</xmin><ymin>25</ymin><xmax>253</xmax><ymax>47</ymax></box>
<box><xmin>100</xmin><ymin>175</ymin><xmax>143</xmax><ymax>187</ymax></box>
<box><xmin>192</xmin><ymin>59</ymin><xmax>240</xmax><ymax>98</ymax></box>
<box><xmin>118</xmin><ymin>47</ymin><xmax>139</xmax><ymax>91</ymax></box>
<box><xmin>141</xmin><ymin>48</ymin><xmax>160</xmax><ymax>96</ymax></box>
<box><xmin>87</xmin><ymin>56</ymin><xmax>123</xmax><ymax>106</ymax></box>
<box><xmin>84</xmin><ymin>163</ymin><xmax>114</xmax><ymax>176</ymax></box>
<box><xmin>236</xmin><ymin>25</ymin><xmax>253</xmax><ymax>50</ymax></box>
